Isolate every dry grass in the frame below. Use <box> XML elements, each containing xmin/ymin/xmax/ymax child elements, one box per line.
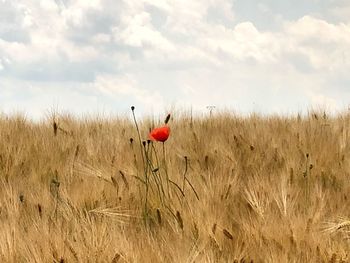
<box><xmin>0</xmin><ymin>110</ymin><xmax>350</xmax><ymax>262</ymax></box>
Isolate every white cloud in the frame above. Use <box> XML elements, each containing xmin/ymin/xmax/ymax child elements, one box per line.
<box><xmin>283</xmin><ymin>16</ymin><xmax>350</xmax><ymax>70</ymax></box>
<box><xmin>309</xmin><ymin>93</ymin><xmax>340</xmax><ymax>110</ymax></box>
<box><xmin>330</xmin><ymin>4</ymin><xmax>350</xmax><ymax>23</ymax></box>
<box><xmin>0</xmin><ymin>0</ymin><xmax>350</xmax><ymax>118</ymax></box>
<box><xmin>94</xmin><ymin>74</ymin><xmax>165</xmax><ymax>111</ymax></box>
<box><xmin>200</xmin><ymin>22</ymin><xmax>280</xmax><ymax>63</ymax></box>
<box><xmin>92</xmin><ymin>33</ymin><xmax>111</xmax><ymax>44</ymax></box>
<box><xmin>113</xmin><ymin>11</ymin><xmax>175</xmax><ymax>52</ymax></box>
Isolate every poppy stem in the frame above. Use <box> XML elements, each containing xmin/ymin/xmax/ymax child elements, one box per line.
<box><xmin>143</xmin><ymin>144</ymin><xmax>150</xmax><ymax>216</ymax></box>
<box><xmin>131</xmin><ymin>107</ymin><xmax>146</xmax><ymax>171</ymax></box>
<box><xmin>131</xmin><ymin>107</ymin><xmax>148</xmax><ymax>218</ymax></box>
<box><xmin>144</xmin><ymin>143</ymin><xmax>164</xmax><ymax>205</ymax></box>
<box><xmin>151</xmin><ymin>142</ymin><xmax>166</xmax><ymax>203</ymax></box>
<box><xmin>162</xmin><ymin>142</ymin><xmax>170</xmax><ymax>199</ymax></box>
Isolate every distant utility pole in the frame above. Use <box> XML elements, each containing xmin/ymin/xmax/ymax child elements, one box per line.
<box><xmin>206</xmin><ymin>106</ymin><xmax>216</xmax><ymax>117</ymax></box>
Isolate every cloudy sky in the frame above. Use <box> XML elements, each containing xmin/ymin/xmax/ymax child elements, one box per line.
<box><xmin>1</xmin><ymin>0</ymin><xmax>350</xmax><ymax>119</ymax></box>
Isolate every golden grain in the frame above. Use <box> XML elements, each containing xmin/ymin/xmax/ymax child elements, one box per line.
<box><xmin>0</xmin><ymin>111</ymin><xmax>349</xmax><ymax>262</ymax></box>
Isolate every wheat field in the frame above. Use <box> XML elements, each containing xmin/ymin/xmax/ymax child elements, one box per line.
<box><xmin>0</xmin><ymin>109</ymin><xmax>349</xmax><ymax>262</ymax></box>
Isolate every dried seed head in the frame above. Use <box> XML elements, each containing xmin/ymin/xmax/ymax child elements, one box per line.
<box><xmin>74</xmin><ymin>145</ymin><xmax>80</xmax><ymax>158</ymax></box>
<box><xmin>224</xmin><ymin>184</ymin><xmax>232</xmax><ymax>200</ymax></box>
<box><xmin>37</xmin><ymin>204</ymin><xmax>43</xmax><ymax>218</ymax></box>
<box><xmin>53</xmin><ymin>121</ymin><xmax>58</xmax><ymax>136</ymax></box>
<box><xmin>193</xmin><ymin>222</ymin><xmax>199</xmax><ymax>240</ymax></box>
<box><xmin>164</xmin><ymin>113</ymin><xmax>171</xmax><ymax>124</ymax></box>
<box><xmin>129</xmin><ymin>138</ymin><xmax>134</xmax><ymax>144</ymax></box>
<box><xmin>112</xmin><ymin>253</ymin><xmax>121</xmax><ymax>263</ymax></box>
<box><xmin>119</xmin><ymin>170</ymin><xmax>129</xmax><ymax>190</ymax></box>
<box><xmin>205</xmin><ymin>155</ymin><xmax>209</xmax><ymax>169</ymax></box>
<box><xmin>176</xmin><ymin>211</ymin><xmax>183</xmax><ymax>230</ymax></box>
<box><xmin>330</xmin><ymin>253</ymin><xmax>337</xmax><ymax>263</ymax></box>
<box><xmin>223</xmin><ymin>229</ymin><xmax>233</xmax><ymax>240</ymax></box>
<box><xmin>212</xmin><ymin>223</ymin><xmax>217</xmax><ymax>234</ymax></box>
<box><xmin>156</xmin><ymin>209</ymin><xmax>162</xmax><ymax>225</ymax></box>
<box><xmin>111</xmin><ymin>176</ymin><xmax>118</xmax><ymax>188</ymax></box>
<box><xmin>131</xmin><ymin>106</ymin><xmax>135</xmax><ymax>111</ymax></box>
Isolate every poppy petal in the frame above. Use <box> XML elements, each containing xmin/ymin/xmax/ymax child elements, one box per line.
<box><xmin>149</xmin><ymin>126</ymin><xmax>170</xmax><ymax>142</ymax></box>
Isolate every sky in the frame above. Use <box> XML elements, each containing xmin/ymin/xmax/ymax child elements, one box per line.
<box><xmin>0</xmin><ymin>0</ymin><xmax>350</xmax><ymax>119</ymax></box>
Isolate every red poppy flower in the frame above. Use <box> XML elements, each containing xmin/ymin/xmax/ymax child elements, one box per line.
<box><xmin>149</xmin><ymin>125</ymin><xmax>170</xmax><ymax>142</ymax></box>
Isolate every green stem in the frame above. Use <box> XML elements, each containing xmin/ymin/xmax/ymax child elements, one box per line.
<box><xmin>162</xmin><ymin>142</ymin><xmax>170</xmax><ymax>199</ymax></box>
